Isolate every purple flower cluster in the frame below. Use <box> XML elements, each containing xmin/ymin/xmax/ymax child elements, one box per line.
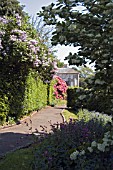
<box><xmin>0</xmin><ymin>17</ymin><xmax>9</xmax><ymax>24</ymax></box>
<box><xmin>0</xmin><ymin>39</ymin><xmax>3</xmax><ymax>50</ymax></box>
<box><xmin>15</xmin><ymin>13</ymin><xmax>21</xmax><ymax>27</ymax></box>
<box><xmin>11</xmin><ymin>29</ymin><xmax>27</xmax><ymax>42</ymax></box>
<box><xmin>0</xmin><ymin>13</ymin><xmax>55</xmax><ymax>76</ymax></box>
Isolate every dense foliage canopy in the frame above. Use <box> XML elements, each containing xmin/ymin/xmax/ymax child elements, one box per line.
<box><xmin>39</xmin><ymin>0</ymin><xmax>113</xmax><ymax>114</ymax></box>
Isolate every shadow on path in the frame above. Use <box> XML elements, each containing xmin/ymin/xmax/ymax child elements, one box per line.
<box><xmin>0</xmin><ymin>132</ymin><xmax>33</xmax><ymax>157</ymax></box>
<box><xmin>0</xmin><ymin>106</ymin><xmax>65</xmax><ymax>157</ymax></box>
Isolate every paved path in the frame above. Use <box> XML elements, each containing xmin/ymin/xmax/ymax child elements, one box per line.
<box><xmin>0</xmin><ymin>106</ymin><xmax>65</xmax><ymax>157</ymax></box>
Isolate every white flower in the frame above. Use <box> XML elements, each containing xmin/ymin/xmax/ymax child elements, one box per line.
<box><xmin>78</xmin><ymin>95</ymin><xmax>86</xmax><ymax>100</ymax></box>
<box><xmin>70</xmin><ymin>151</ymin><xmax>79</xmax><ymax>160</ymax></box>
<box><xmin>79</xmin><ymin>150</ymin><xmax>85</xmax><ymax>156</ymax></box>
<box><xmin>91</xmin><ymin>141</ymin><xmax>97</xmax><ymax>147</ymax></box>
<box><xmin>87</xmin><ymin>147</ymin><xmax>93</xmax><ymax>153</ymax></box>
<box><xmin>102</xmin><ymin>138</ymin><xmax>109</xmax><ymax>142</ymax></box>
<box><xmin>97</xmin><ymin>143</ymin><xmax>105</xmax><ymax>152</ymax></box>
<box><xmin>104</xmin><ymin>131</ymin><xmax>110</xmax><ymax>138</ymax></box>
<box><xmin>103</xmin><ymin>141</ymin><xmax>109</xmax><ymax>147</ymax></box>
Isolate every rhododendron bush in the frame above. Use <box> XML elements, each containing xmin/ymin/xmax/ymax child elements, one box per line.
<box><xmin>53</xmin><ymin>76</ymin><xmax>67</xmax><ymax>100</ymax></box>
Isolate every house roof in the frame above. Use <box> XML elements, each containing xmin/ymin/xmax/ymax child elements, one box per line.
<box><xmin>56</xmin><ymin>68</ymin><xmax>79</xmax><ymax>74</ymax></box>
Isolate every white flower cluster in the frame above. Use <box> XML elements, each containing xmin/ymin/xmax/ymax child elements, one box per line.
<box><xmin>70</xmin><ymin>131</ymin><xmax>113</xmax><ymax>160</ymax></box>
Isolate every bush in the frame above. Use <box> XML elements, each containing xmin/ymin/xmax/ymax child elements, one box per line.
<box><xmin>67</xmin><ymin>87</ymin><xmax>113</xmax><ymax>115</ymax></box>
<box><xmin>77</xmin><ymin>109</ymin><xmax>112</xmax><ymax>125</ymax></box>
<box><xmin>0</xmin><ymin>95</ymin><xmax>9</xmax><ymax>124</ymax></box>
<box><xmin>53</xmin><ymin>76</ymin><xmax>67</xmax><ymax>100</ymax></box>
<box><xmin>33</xmin><ymin>117</ymin><xmax>110</xmax><ymax>170</ymax></box>
<box><xmin>48</xmin><ymin>79</ymin><xmax>57</xmax><ymax>106</ymax></box>
<box><xmin>22</xmin><ymin>70</ymin><xmax>47</xmax><ymax>116</ymax></box>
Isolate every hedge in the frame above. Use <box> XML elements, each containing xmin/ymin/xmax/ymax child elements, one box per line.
<box><xmin>0</xmin><ymin>69</ymin><xmax>48</xmax><ymax>125</ymax></box>
<box><xmin>48</xmin><ymin>79</ymin><xmax>57</xmax><ymax>106</ymax></box>
<box><xmin>67</xmin><ymin>87</ymin><xmax>113</xmax><ymax>115</ymax></box>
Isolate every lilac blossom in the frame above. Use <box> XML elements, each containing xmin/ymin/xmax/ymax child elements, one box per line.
<box><xmin>16</xmin><ymin>20</ymin><xmax>21</xmax><ymax>27</ymax></box>
<box><xmin>10</xmin><ymin>35</ymin><xmax>17</xmax><ymax>41</ymax></box>
<box><xmin>0</xmin><ymin>31</ymin><xmax>5</xmax><ymax>38</ymax></box>
<box><xmin>0</xmin><ymin>17</ymin><xmax>9</xmax><ymax>24</ymax></box>
<box><xmin>0</xmin><ymin>39</ymin><xmax>3</xmax><ymax>49</ymax></box>
<box><xmin>15</xmin><ymin>14</ymin><xmax>22</xmax><ymax>27</ymax></box>
<box><xmin>15</xmin><ymin>13</ymin><xmax>21</xmax><ymax>20</ymax></box>
<box><xmin>29</xmin><ymin>39</ymin><xmax>38</xmax><ymax>45</ymax></box>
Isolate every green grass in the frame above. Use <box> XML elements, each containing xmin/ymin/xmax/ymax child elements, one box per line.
<box><xmin>62</xmin><ymin>109</ymin><xmax>78</xmax><ymax>122</ymax></box>
<box><xmin>0</xmin><ymin>145</ymin><xmax>35</xmax><ymax>170</ymax></box>
<box><xmin>56</xmin><ymin>99</ymin><xmax>67</xmax><ymax>106</ymax></box>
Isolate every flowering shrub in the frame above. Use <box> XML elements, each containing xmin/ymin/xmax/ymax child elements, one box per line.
<box><xmin>33</xmin><ymin>117</ymin><xmax>110</xmax><ymax>170</ymax></box>
<box><xmin>53</xmin><ymin>76</ymin><xmax>67</xmax><ymax>100</ymax></box>
<box><xmin>0</xmin><ymin>14</ymin><xmax>56</xmax><ymax>81</ymax></box>
<box><xmin>70</xmin><ymin>130</ymin><xmax>113</xmax><ymax>169</ymax></box>
<box><xmin>77</xmin><ymin>109</ymin><xmax>112</xmax><ymax>125</ymax></box>
<box><xmin>0</xmin><ymin>12</ymin><xmax>56</xmax><ymax>122</ymax></box>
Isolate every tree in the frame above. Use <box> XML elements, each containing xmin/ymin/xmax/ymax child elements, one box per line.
<box><xmin>0</xmin><ymin>0</ymin><xmax>25</xmax><ymax>17</ymax></box>
<box><xmin>31</xmin><ymin>16</ymin><xmax>54</xmax><ymax>49</ymax></box>
<box><xmin>76</xmin><ymin>66</ymin><xmax>94</xmax><ymax>88</ymax></box>
<box><xmin>38</xmin><ymin>0</ymin><xmax>113</xmax><ymax>114</ymax></box>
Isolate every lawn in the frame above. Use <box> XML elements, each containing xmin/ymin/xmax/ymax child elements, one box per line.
<box><xmin>62</xmin><ymin>109</ymin><xmax>78</xmax><ymax>122</ymax></box>
<box><xmin>0</xmin><ymin>145</ymin><xmax>35</xmax><ymax>170</ymax></box>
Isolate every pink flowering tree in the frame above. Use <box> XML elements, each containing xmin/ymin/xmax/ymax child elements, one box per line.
<box><xmin>53</xmin><ymin>75</ymin><xmax>68</xmax><ymax>100</ymax></box>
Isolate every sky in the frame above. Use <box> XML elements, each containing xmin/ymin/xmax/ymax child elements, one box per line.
<box><xmin>18</xmin><ymin>0</ymin><xmax>77</xmax><ymax>64</ymax></box>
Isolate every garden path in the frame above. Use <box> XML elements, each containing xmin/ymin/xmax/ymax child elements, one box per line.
<box><xmin>0</xmin><ymin>106</ymin><xmax>65</xmax><ymax>157</ymax></box>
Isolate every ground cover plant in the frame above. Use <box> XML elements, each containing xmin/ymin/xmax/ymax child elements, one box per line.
<box><xmin>33</xmin><ymin>112</ymin><xmax>112</xmax><ymax>170</ymax></box>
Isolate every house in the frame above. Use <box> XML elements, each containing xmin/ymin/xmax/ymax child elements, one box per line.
<box><xmin>56</xmin><ymin>65</ymin><xmax>79</xmax><ymax>87</ymax></box>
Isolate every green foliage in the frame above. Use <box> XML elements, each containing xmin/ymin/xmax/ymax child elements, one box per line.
<box><xmin>0</xmin><ymin>95</ymin><xmax>9</xmax><ymax>124</ymax></box>
<box><xmin>23</xmin><ymin>70</ymin><xmax>47</xmax><ymax>116</ymax></box>
<box><xmin>62</xmin><ymin>109</ymin><xmax>78</xmax><ymax>122</ymax></box>
<box><xmin>77</xmin><ymin>66</ymin><xmax>95</xmax><ymax>88</ymax></box>
<box><xmin>67</xmin><ymin>87</ymin><xmax>113</xmax><ymax>115</ymax></box>
<box><xmin>77</xmin><ymin>109</ymin><xmax>112</xmax><ymax>125</ymax></box>
<box><xmin>48</xmin><ymin>79</ymin><xmax>57</xmax><ymax>106</ymax></box>
<box><xmin>0</xmin><ymin>146</ymin><xmax>35</xmax><ymax>170</ymax></box>
<box><xmin>67</xmin><ymin>87</ymin><xmax>84</xmax><ymax>109</ymax></box>
<box><xmin>38</xmin><ymin>0</ymin><xmax>113</xmax><ymax>115</ymax></box>
<box><xmin>0</xmin><ymin>0</ymin><xmax>56</xmax><ymax>124</ymax></box>
<box><xmin>0</xmin><ymin>0</ymin><xmax>25</xmax><ymax>17</ymax></box>
<box><xmin>33</xmin><ymin>116</ymin><xmax>110</xmax><ymax>170</ymax></box>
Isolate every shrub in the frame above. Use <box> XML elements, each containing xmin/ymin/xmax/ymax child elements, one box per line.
<box><xmin>77</xmin><ymin>109</ymin><xmax>112</xmax><ymax>126</ymax></box>
<box><xmin>67</xmin><ymin>87</ymin><xmax>113</xmax><ymax>115</ymax></box>
<box><xmin>48</xmin><ymin>78</ymin><xmax>57</xmax><ymax>106</ymax></box>
<box><xmin>33</xmin><ymin>118</ymin><xmax>110</xmax><ymax>170</ymax></box>
<box><xmin>22</xmin><ymin>70</ymin><xmax>47</xmax><ymax>117</ymax></box>
<box><xmin>53</xmin><ymin>75</ymin><xmax>67</xmax><ymax>100</ymax></box>
<box><xmin>0</xmin><ymin>95</ymin><xmax>9</xmax><ymax>125</ymax></box>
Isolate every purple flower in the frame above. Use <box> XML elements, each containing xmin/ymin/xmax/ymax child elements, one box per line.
<box><xmin>30</xmin><ymin>39</ymin><xmax>38</xmax><ymax>45</ymax></box>
<box><xmin>16</xmin><ymin>20</ymin><xmax>21</xmax><ymax>27</ymax></box>
<box><xmin>15</xmin><ymin>13</ymin><xmax>21</xmax><ymax>20</ymax></box>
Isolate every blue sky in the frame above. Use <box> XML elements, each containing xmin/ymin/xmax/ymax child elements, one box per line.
<box><xmin>18</xmin><ymin>0</ymin><xmax>77</xmax><ymax>63</ymax></box>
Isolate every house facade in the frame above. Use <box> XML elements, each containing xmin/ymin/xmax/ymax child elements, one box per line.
<box><xmin>56</xmin><ymin>67</ymin><xmax>79</xmax><ymax>87</ymax></box>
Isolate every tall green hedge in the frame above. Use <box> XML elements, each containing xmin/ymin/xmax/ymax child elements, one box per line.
<box><xmin>48</xmin><ymin>79</ymin><xmax>57</xmax><ymax>106</ymax></box>
<box><xmin>0</xmin><ymin>70</ymin><xmax>47</xmax><ymax>125</ymax></box>
<box><xmin>23</xmin><ymin>70</ymin><xmax>47</xmax><ymax>116</ymax></box>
